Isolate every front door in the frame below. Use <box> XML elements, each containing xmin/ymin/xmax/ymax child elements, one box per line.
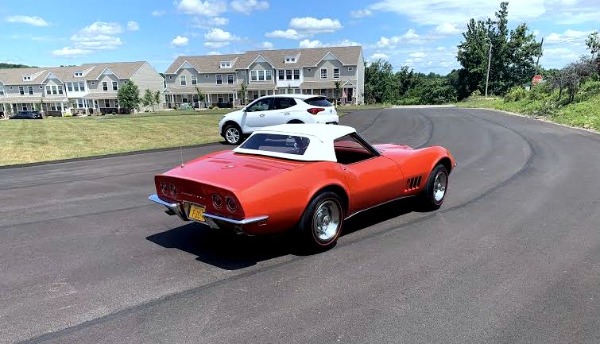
<box><xmin>243</xmin><ymin>97</ymin><xmax>275</xmax><ymax>131</ymax></box>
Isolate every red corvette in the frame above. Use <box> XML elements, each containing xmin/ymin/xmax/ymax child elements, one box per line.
<box><xmin>149</xmin><ymin>124</ymin><xmax>456</xmax><ymax>251</ymax></box>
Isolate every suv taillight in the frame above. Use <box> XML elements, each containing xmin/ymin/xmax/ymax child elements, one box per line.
<box><xmin>307</xmin><ymin>108</ymin><xmax>325</xmax><ymax>115</ymax></box>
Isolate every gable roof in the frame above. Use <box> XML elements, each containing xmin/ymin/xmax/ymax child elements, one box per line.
<box><xmin>164</xmin><ymin>46</ymin><xmax>363</xmax><ymax>74</ymax></box>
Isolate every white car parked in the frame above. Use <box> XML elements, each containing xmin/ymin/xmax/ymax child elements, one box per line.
<box><xmin>218</xmin><ymin>94</ymin><xmax>339</xmax><ymax>144</ymax></box>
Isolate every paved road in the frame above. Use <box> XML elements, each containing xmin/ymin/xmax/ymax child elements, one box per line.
<box><xmin>1</xmin><ymin>108</ymin><xmax>599</xmax><ymax>343</ymax></box>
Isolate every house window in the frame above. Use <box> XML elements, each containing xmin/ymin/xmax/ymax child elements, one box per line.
<box><xmin>293</xmin><ymin>69</ymin><xmax>300</xmax><ymax>80</ymax></box>
<box><xmin>19</xmin><ymin>86</ymin><xmax>25</xmax><ymax>95</ymax></box>
<box><xmin>58</xmin><ymin>86</ymin><xmax>64</xmax><ymax>95</ymax></box>
<box><xmin>74</xmin><ymin>83</ymin><xmax>80</xmax><ymax>92</ymax></box>
<box><xmin>79</xmin><ymin>82</ymin><xmax>85</xmax><ymax>91</ymax></box>
<box><xmin>285</xmin><ymin>70</ymin><xmax>292</xmax><ymax>80</ymax></box>
<box><xmin>28</xmin><ymin>86</ymin><xmax>34</xmax><ymax>95</ymax></box>
<box><xmin>333</xmin><ymin>68</ymin><xmax>340</xmax><ymax>79</ymax></box>
<box><xmin>220</xmin><ymin>61</ymin><xmax>232</xmax><ymax>68</ymax></box>
<box><xmin>348</xmin><ymin>67</ymin><xmax>353</xmax><ymax>71</ymax></box>
<box><xmin>23</xmin><ymin>76</ymin><xmax>31</xmax><ymax>81</ymax></box>
<box><xmin>91</xmin><ymin>82</ymin><xmax>96</xmax><ymax>86</ymax></box>
<box><xmin>278</xmin><ymin>70</ymin><xmax>284</xmax><ymax>80</ymax></box>
<box><xmin>265</xmin><ymin>70</ymin><xmax>272</xmax><ymax>81</ymax></box>
<box><xmin>227</xmin><ymin>74</ymin><xmax>234</xmax><ymax>84</ymax></box>
<box><xmin>191</xmin><ymin>75</ymin><xmax>197</xmax><ymax>85</ymax></box>
<box><xmin>112</xmin><ymin>81</ymin><xmax>118</xmax><ymax>91</ymax></box>
<box><xmin>102</xmin><ymin>82</ymin><xmax>108</xmax><ymax>91</ymax></box>
<box><xmin>67</xmin><ymin>83</ymin><xmax>73</xmax><ymax>92</ymax></box>
<box><xmin>216</xmin><ymin>74</ymin><xmax>223</xmax><ymax>85</ymax></box>
<box><xmin>180</xmin><ymin>75</ymin><xmax>186</xmax><ymax>86</ymax></box>
<box><xmin>74</xmin><ymin>72</ymin><xmax>83</xmax><ymax>77</ymax></box>
<box><xmin>46</xmin><ymin>86</ymin><xmax>52</xmax><ymax>95</ymax></box>
<box><xmin>0</xmin><ymin>86</ymin><xmax>4</xmax><ymax>95</ymax></box>
<box><xmin>307</xmin><ymin>68</ymin><xmax>312</xmax><ymax>72</ymax></box>
<box><xmin>320</xmin><ymin>68</ymin><xmax>327</xmax><ymax>79</ymax></box>
<box><xmin>51</xmin><ymin>86</ymin><xmax>57</xmax><ymax>95</ymax></box>
<box><xmin>105</xmin><ymin>99</ymin><xmax>110</xmax><ymax>108</ymax></box>
<box><xmin>251</xmin><ymin>71</ymin><xmax>257</xmax><ymax>81</ymax></box>
<box><xmin>77</xmin><ymin>99</ymin><xmax>85</xmax><ymax>108</ymax></box>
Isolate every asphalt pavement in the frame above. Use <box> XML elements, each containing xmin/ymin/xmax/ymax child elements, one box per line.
<box><xmin>1</xmin><ymin>107</ymin><xmax>599</xmax><ymax>343</ymax></box>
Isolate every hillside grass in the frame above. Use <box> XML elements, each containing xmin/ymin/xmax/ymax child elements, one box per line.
<box><xmin>0</xmin><ymin>104</ymin><xmax>386</xmax><ymax>166</ymax></box>
<box><xmin>457</xmin><ymin>85</ymin><xmax>600</xmax><ymax>132</ymax></box>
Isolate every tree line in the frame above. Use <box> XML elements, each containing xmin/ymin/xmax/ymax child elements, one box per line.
<box><xmin>363</xmin><ymin>2</ymin><xmax>598</xmax><ymax>106</ymax></box>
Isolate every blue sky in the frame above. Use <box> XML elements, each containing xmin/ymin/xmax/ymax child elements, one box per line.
<box><xmin>1</xmin><ymin>0</ymin><xmax>598</xmax><ymax>75</ymax></box>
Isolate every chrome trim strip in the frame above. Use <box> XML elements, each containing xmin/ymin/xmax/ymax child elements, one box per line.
<box><xmin>148</xmin><ymin>194</ymin><xmax>268</xmax><ymax>225</ymax></box>
<box><xmin>344</xmin><ymin>195</ymin><xmax>415</xmax><ymax>220</ymax></box>
<box><xmin>204</xmin><ymin>213</ymin><xmax>268</xmax><ymax>225</ymax></box>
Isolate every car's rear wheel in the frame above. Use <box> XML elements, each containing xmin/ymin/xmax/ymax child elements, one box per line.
<box><xmin>419</xmin><ymin>164</ymin><xmax>448</xmax><ymax>211</ymax></box>
<box><xmin>224</xmin><ymin>124</ymin><xmax>242</xmax><ymax>145</ymax></box>
<box><xmin>299</xmin><ymin>191</ymin><xmax>344</xmax><ymax>251</ymax></box>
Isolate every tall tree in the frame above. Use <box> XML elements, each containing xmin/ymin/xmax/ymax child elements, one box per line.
<box><xmin>117</xmin><ymin>81</ymin><xmax>140</xmax><ymax>113</ymax></box>
<box><xmin>142</xmin><ymin>89</ymin><xmax>154</xmax><ymax>110</ymax></box>
<box><xmin>364</xmin><ymin>59</ymin><xmax>395</xmax><ymax>103</ymax></box>
<box><xmin>154</xmin><ymin>90</ymin><xmax>161</xmax><ymax>110</ymax></box>
<box><xmin>456</xmin><ymin>2</ymin><xmax>542</xmax><ymax>98</ymax></box>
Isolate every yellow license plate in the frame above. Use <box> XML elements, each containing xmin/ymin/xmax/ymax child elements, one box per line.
<box><xmin>188</xmin><ymin>204</ymin><xmax>206</xmax><ymax>222</ymax></box>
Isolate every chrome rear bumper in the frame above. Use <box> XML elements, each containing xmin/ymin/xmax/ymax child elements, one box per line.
<box><xmin>148</xmin><ymin>194</ymin><xmax>268</xmax><ymax>225</ymax></box>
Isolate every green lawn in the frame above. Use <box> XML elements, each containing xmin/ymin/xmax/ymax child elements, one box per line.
<box><xmin>0</xmin><ymin>104</ymin><xmax>386</xmax><ymax>166</ymax></box>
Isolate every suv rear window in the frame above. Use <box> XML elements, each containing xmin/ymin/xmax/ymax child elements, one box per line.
<box><xmin>304</xmin><ymin>97</ymin><xmax>332</xmax><ymax>107</ymax></box>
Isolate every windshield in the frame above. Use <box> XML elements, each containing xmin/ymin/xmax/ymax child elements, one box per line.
<box><xmin>239</xmin><ymin>133</ymin><xmax>310</xmax><ymax>155</ymax></box>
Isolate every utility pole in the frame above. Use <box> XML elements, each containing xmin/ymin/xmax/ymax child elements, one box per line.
<box><xmin>485</xmin><ymin>42</ymin><xmax>492</xmax><ymax>97</ymax></box>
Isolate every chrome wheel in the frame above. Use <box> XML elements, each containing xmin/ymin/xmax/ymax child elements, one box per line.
<box><xmin>433</xmin><ymin>171</ymin><xmax>448</xmax><ymax>203</ymax></box>
<box><xmin>312</xmin><ymin>199</ymin><xmax>342</xmax><ymax>242</ymax></box>
<box><xmin>225</xmin><ymin>126</ymin><xmax>241</xmax><ymax>144</ymax></box>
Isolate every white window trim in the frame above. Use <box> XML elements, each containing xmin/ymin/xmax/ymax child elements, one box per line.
<box><xmin>320</xmin><ymin>68</ymin><xmax>327</xmax><ymax>79</ymax></box>
<box><xmin>216</xmin><ymin>74</ymin><xmax>223</xmax><ymax>85</ymax></box>
<box><xmin>348</xmin><ymin>67</ymin><xmax>354</xmax><ymax>71</ymax></box>
<box><xmin>333</xmin><ymin>68</ymin><xmax>340</xmax><ymax>79</ymax></box>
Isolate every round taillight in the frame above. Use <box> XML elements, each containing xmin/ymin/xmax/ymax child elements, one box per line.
<box><xmin>212</xmin><ymin>194</ymin><xmax>223</xmax><ymax>209</ymax></box>
<box><xmin>169</xmin><ymin>184</ymin><xmax>177</xmax><ymax>197</ymax></box>
<box><xmin>225</xmin><ymin>196</ymin><xmax>237</xmax><ymax>213</ymax></box>
<box><xmin>160</xmin><ymin>182</ymin><xmax>167</xmax><ymax>194</ymax></box>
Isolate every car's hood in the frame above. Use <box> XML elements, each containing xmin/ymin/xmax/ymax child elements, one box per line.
<box><xmin>161</xmin><ymin>150</ymin><xmax>306</xmax><ymax>192</ymax></box>
<box><xmin>374</xmin><ymin>143</ymin><xmax>413</xmax><ymax>152</ymax></box>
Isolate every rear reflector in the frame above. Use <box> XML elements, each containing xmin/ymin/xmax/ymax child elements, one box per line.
<box><xmin>307</xmin><ymin>107</ymin><xmax>325</xmax><ymax>115</ymax></box>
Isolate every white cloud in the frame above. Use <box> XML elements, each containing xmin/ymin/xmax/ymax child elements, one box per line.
<box><xmin>70</xmin><ymin>34</ymin><xmax>123</xmax><ymax>49</ymax></box>
<box><xmin>336</xmin><ymin>39</ymin><xmax>361</xmax><ymax>46</ymax></box>
<box><xmin>350</xmin><ymin>9</ymin><xmax>372</xmax><ymax>18</ymax></box>
<box><xmin>545</xmin><ymin>29</ymin><xmax>591</xmax><ymax>44</ymax></box>
<box><xmin>434</xmin><ymin>23</ymin><xmax>460</xmax><ymax>35</ymax></box>
<box><xmin>370</xmin><ymin>53</ymin><xmax>389</xmax><ymax>60</ymax></box>
<box><xmin>176</xmin><ymin>0</ymin><xmax>227</xmax><ymax>17</ymax></box>
<box><xmin>6</xmin><ymin>15</ymin><xmax>49</xmax><ymax>27</ymax></box>
<box><xmin>289</xmin><ymin>17</ymin><xmax>342</xmax><ymax>33</ymax></box>
<box><xmin>81</xmin><ymin>22</ymin><xmax>122</xmax><ymax>35</ymax></box>
<box><xmin>152</xmin><ymin>10</ymin><xmax>166</xmax><ymax>17</ymax></box>
<box><xmin>265</xmin><ymin>29</ymin><xmax>304</xmax><ymax>40</ymax></box>
<box><xmin>204</xmin><ymin>28</ymin><xmax>236</xmax><ymax>41</ymax></box>
<box><xmin>377</xmin><ymin>29</ymin><xmax>423</xmax><ymax>48</ymax></box>
<box><xmin>127</xmin><ymin>21</ymin><xmax>140</xmax><ymax>31</ymax></box>
<box><xmin>409</xmin><ymin>52</ymin><xmax>426</xmax><ymax>59</ymax></box>
<box><xmin>203</xmin><ymin>28</ymin><xmax>239</xmax><ymax>48</ymax></box>
<box><xmin>171</xmin><ymin>35</ymin><xmax>189</xmax><ymax>46</ymax></box>
<box><xmin>51</xmin><ymin>47</ymin><xmax>92</xmax><ymax>57</ymax></box>
<box><xmin>299</xmin><ymin>39</ymin><xmax>323</xmax><ymax>48</ymax></box>
<box><xmin>231</xmin><ymin>0</ymin><xmax>269</xmax><ymax>14</ymax></box>
<box><xmin>261</xmin><ymin>41</ymin><xmax>274</xmax><ymax>49</ymax></box>
<box><xmin>191</xmin><ymin>16</ymin><xmax>229</xmax><ymax>28</ymax></box>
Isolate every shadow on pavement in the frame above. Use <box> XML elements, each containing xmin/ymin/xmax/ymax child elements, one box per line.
<box><xmin>147</xmin><ymin>198</ymin><xmax>422</xmax><ymax>270</ymax></box>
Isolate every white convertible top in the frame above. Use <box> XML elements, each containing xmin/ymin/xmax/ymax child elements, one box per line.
<box><xmin>233</xmin><ymin>124</ymin><xmax>356</xmax><ymax>162</ymax></box>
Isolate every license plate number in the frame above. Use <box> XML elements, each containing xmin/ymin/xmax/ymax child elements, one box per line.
<box><xmin>188</xmin><ymin>204</ymin><xmax>206</xmax><ymax>222</ymax></box>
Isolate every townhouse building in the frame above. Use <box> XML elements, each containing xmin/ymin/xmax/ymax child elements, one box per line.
<box><xmin>0</xmin><ymin>61</ymin><xmax>163</xmax><ymax>116</ymax></box>
<box><xmin>163</xmin><ymin>46</ymin><xmax>364</xmax><ymax>108</ymax></box>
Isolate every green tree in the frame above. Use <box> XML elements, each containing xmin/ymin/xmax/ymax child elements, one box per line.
<box><xmin>238</xmin><ymin>82</ymin><xmax>247</xmax><ymax>105</ymax></box>
<box><xmin>142</xmin><ymin>89</ymin><xmax>154</xmax><ymax>111</ymax></box>
<box><xmin>364</xmin><ymin>59</ymin><xmax>395</xmax><ymax>103</ymax></box>
<box><xmin>586</xmin><ymin>31</ymin><xmax>600</xmax><ymax>73</ymax></box>
<box><xmin>154</xmin><ymin>90</ymin><xmax>161</xmax><ymax>110</ymax></box>
<box><xmin>117</xmin><ymin>81</ymin><xmax>140</xmax><ymax>113</ymax></box>
<box><xmin>456</xmin><ymin>2</ymin><xmax>542</xmax><ymax>98</ymax></box>
<box><xmin>334</xmin><ymin>80</ymin><xmax>342</xmax><ymax>105</ymax></box>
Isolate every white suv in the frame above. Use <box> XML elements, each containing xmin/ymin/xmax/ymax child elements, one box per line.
<box><xmin>218</xmin><ymin>94</ymin><xmax>339</xmax><ymax>144</ymax></box>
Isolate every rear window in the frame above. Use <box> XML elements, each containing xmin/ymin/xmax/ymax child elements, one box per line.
<box><xmin>239</xmin><ymin>133</ymin><xmax>310</xmax><ymax>155</ymax></box>
<box><xmin>304</xmin><ymin>97</ymin><xmax>333</xmax><ymax>107</ymax></box>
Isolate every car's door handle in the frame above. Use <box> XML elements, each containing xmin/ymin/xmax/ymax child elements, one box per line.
<box><xmin>259</xmin><ymin>114</ymin><xmax>265</xmax><ymax>117</ymax></box>
<box><xmin>284</xmin><ymin>112</ymin><xmax>290</xmax><ymax>115</ymax></box>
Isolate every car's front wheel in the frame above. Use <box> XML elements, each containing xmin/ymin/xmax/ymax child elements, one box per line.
<box><xmin>299</xmin><ymin>191</ymin><xmax>344</xmax><ymax>251</ymax></box>
<box><xmin>419</xmin><ymin>164</ymin><xmax>448</xmax><ymax>211</ymax></box>
<box><xmin>224</xmin><ymin>124</ymin><xmax>242</xmax><ymax>145</ymax></box>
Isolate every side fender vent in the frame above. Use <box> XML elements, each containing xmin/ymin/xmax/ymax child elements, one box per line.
<box><xmin>405</xmin><ymin>175</ymin><xmax>422</xmax><ymax>191</ymax></box>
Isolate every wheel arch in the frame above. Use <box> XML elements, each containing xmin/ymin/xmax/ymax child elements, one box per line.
<box><xmin>222</xmin><ymin>120</ymin><xmax>241</xmax><ymax>135</ymax></box>
<box><xmin>436</xmin><ymin>157</ymin><xmax>453</xmax><ymax>174</ymax></box>
<box><xmin>309</xmin><ymin>184</ymin><xmax>349</xmax><ymax>214</ymax></box>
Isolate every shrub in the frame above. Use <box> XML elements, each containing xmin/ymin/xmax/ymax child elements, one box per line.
<box><xmin>575</xmin><ymin>80</ymin><xmax>600</xmax><ymax>102</ymax></box>
<box><xmin>504</xmin><ymin>86</ymin><xmax>528</xmax><ymax>102</ymax></box>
